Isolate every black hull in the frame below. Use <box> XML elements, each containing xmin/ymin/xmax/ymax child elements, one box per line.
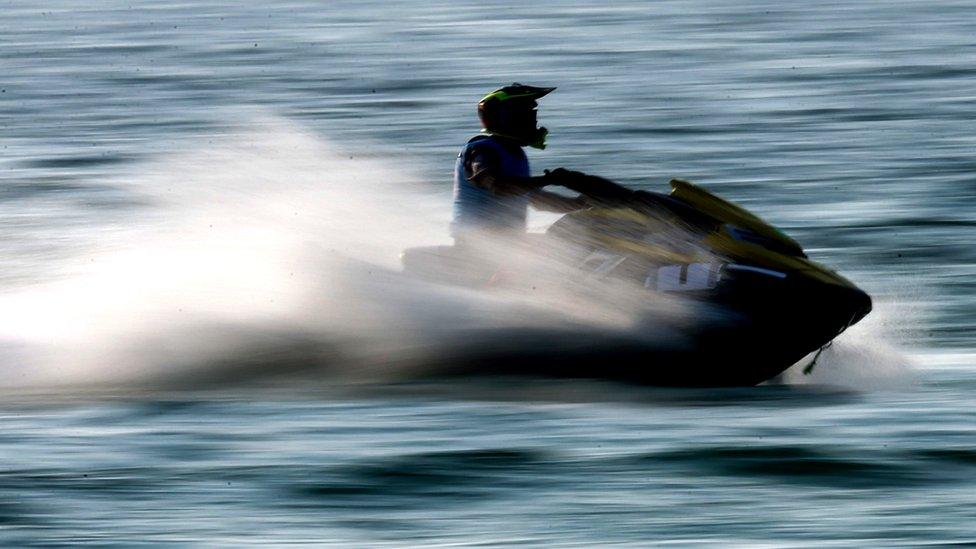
<box><xmin>420</xmin><ymin>271</ymin><xmax>871</xmax><ymax>387</ymax></box>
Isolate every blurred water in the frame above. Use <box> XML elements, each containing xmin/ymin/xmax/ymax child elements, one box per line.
<box><xmin>2</xmin><ymin>0</ymin><xmax>976</xmax><ymax>545</ymax></box>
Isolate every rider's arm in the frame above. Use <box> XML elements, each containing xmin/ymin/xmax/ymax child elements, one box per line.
<box><xmin>543</xmin><ymin>168</ymin><xmax>636</xmax><ymax>204</ymax></box>
<box><xmin>530</xmin><ymin>190</ymin><xmax>588</xmax><ymax>213</ymax></box>
<box><xmin>465</xmin><ymin>147</ymin><xmax>548</xmax><ymax>196</ymax></box>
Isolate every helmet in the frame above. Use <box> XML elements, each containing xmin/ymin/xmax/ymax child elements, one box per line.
<box><xmin>477</xmin><ymin>83</ymin><xmax>556</xmax><ymax>149</ymax></box>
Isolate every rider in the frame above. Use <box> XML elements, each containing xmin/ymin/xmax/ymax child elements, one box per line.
<box><xmin>451</xmin><ymin>83</ymin><xmax>588</xmax><ymax>245</ymax></box>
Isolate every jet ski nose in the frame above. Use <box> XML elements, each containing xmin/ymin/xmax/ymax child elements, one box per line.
<box><xmin>789</xmin><ymin>276</ymin><xmax>873</xmax><ymax>343</ymax></box>
<box><xmin>848</xmin><ymin>287</ymin><xmax>872</xmax><ymax>327</ymax></box>
<box><xmin>824</xmin><ymin>284</ymin><xmax>871</xmax><ymax>337</ymax></box>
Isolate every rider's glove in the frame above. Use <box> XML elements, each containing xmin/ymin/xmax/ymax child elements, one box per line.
<box><xmin>543</xmin><ymin>168</ymin><xmax>585</xmax><ymax>185</ymax></box>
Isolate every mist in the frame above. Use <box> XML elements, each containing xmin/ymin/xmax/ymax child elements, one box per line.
<box><xmin>0</xmin><ymin>116</ymin><xmax>700</xmax><ymax>392</ymax></box>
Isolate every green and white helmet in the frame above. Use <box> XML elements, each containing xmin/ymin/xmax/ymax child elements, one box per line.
<box><xmin>477</xmin><ymin>83</ymin><xmax>556</xmax><ymax>149</ymax></box>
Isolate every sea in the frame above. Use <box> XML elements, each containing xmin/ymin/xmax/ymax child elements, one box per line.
<box><xmin>2</xmin><ymin>0</ymin><xmax>975</xmax><ymax>546</ymax></box>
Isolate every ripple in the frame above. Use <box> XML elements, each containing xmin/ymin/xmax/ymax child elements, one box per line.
<box><xmin>290</xmin><ymin>449</ymin><xmax>546</xmax><ymax>506</ymax></box>
<box><xmin>20</xmin><ymin>154</ymin><xmax>135</xmax><ymax>170</ymax></box>
<box><xmin>916</xmin><ymin>448</ymin><xmax>976</xmax><ymax>466</ymax></box>
<box><xmin>642</xmin><ymin>445</ymin><xmax>924</xmax><ymax>488</ymax></box>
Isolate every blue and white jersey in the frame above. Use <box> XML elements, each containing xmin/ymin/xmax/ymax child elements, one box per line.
<box><xmin>451</xmin><ymin>134</ymin><xmax>531</xmax><ymax>238</ymax></box>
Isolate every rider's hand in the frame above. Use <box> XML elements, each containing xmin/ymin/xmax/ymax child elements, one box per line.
<box><xmin>544</xmin><ymin>167</ymin><xmax>585</xmax><ymax>184</ymax></box>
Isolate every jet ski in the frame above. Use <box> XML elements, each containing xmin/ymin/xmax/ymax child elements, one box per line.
<box><xmin>401</xmin><ymin>177</ymin><xmax>871</xmax><ymax>387</ymax></box>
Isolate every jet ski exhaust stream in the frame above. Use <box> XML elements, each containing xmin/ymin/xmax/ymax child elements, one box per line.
<box><xmin>0</xmin><ymin>120</ymin><xmax>872</xmax><ymax>391</ymax></box>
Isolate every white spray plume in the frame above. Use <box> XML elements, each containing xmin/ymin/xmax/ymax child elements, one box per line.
<box><xmin>0</xmin><ymin>116</ymin><xmax>690</xmax><ymax>391</ymax></box>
